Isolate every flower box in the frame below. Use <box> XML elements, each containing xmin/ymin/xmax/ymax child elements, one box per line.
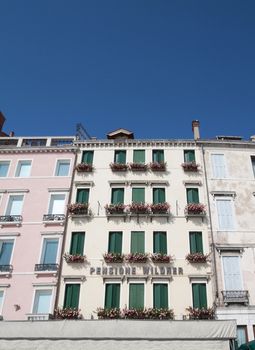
<box><xmin>151</xmin><ymin>253</ymin><xmax>172</xmax><ymax>263</ymax></box>
<box><xmin>105</xmin><ymin>204</ymin><xmax>126</xmax><ymax>215</ymax></box>
<box><xmin>150</xmin><ymin>203</ymin><xmax>170</xmax><ymax>214</ymax></box>
<box><xmin>54</xmin><ymin>308</ymin><xmax>82</xmax><ymax>320</ymax></box>
<box><xmin>181</xmin><ymin>162</ymin><xmax>199</xmax><ymax>172</ymax></box>
<box><xmin>110</xmin><ymin>163</ymin><xmax>128</xmax><ymax>171</ymax></box>
<box><xmin>128</xmin><ymin>203</ymin><xmax>150</xmax><ymax>215</ymax></box>
<box><xmin>185</xmin><ymin>203</ymin><xmax>206</xmax><ymax>215</ymax></box>
<box><xmin>67</xmin><ymin>203</ymin><xmax>89</xmax><ymax>215</ymax></box>
<box><xmin>123</xmin><ymin>308</ymin><xmax>174</xmax><ymax>320</ymax></box>
<box><xmin>150</xmin><ymin>162</ymin><xmax>166</xmax><ymax>171</ymax></box>
<box><xmin>186</xmin><ymin>253</ymin><xmax>208</xmax><ymax>263</ymax></box>
<box><xmin>125</xmin><ymin>253</ymin><xmax>149</xmax><ymax>263</ymax></box>
<box><xmin>187</xmin><ymin>307</ymin><xmax>215</xmax><ymax>320</ymax></box>
<box><xmin>97</xmin><ymin>308</ymin><xmax>121</xmax><ymax>319</ymax></box>
<box><xmin>63</xmin><ymin>253</ymin><xmax>86</xmax><ymax>263</ymax></box>
<box><xmin>75</xmin><ymin>163</ymin><xmax>93</xmax><ymax>172</ymax></box>
<box><xmin>129</xmin><ymin>163</ymin><xmax>148</xmax><ymax>171</ymax></box>
<box><xmin>103</xmin><ymin>252</ymin><xmax>124</xmax><ymax>263</ymax></box>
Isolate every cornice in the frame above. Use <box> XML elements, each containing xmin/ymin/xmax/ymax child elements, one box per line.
<box><xmin>74</xmin><ymin>139</ymin><xmax>198</xmax><ymax>148</ymax></box>
<box><xmin>0</xmin><ymin>147</ymin><xmax>77</xmax><ymax>154</ymax></box>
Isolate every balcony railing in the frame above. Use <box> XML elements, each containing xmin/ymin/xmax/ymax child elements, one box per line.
<box><xmin>43</xmin><ymin>214</ymin><xmax>65</xmax><ymax>222</ymax></box>
<box><xmin>0</xmin><ymin>215</ymin><xmax>22</xmax><ymax>223</ymax></box>
<box><xmin>0</xmin><ymin>264</ymin><xmax>13</xmax><ymax>272</ymax></box>
<box><xmin>222</xmin><ymin>290</ymin><xmax>249</xmax><ymax>305</ymax></box>
<box><xmin>34</xmin><ymin>264</ymin><xmax>59</xmax><ymax>272</ymax></box>
<box><xmin>27</xmin><ymin>313</ymin><xmax>54</xmax><ymax>321</ymax></box>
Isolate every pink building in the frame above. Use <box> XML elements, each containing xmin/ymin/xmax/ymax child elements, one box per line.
<box><xmin>0</xmin><ymin>136</ymin><xmax>76</xmax><ymax>320</ymax></box>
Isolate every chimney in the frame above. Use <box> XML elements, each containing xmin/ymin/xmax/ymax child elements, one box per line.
<box><xmin>192</xmin><ymin>120</ymin><xmax>200</xmax><ymax>140</ymax></box>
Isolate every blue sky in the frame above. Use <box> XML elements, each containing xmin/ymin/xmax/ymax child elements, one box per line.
<box><xmin>0</xmin><ymin>0</ymin><xmax>255</xmax><ymax>140</ymax></box>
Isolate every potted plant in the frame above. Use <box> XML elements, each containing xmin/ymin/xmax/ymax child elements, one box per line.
<box><xmin>63</xmin><ymin>253</ymin><xmax>86</xmax><ymax>263</ymax></box>
<box><xmin>151</xmin><ymin>253</ymin><xmax>172</xmax><ymax>263</ymax></box>
<box><xmin>103</xmin><ymin>252</ymin><xmax>124</xmax><ymax>263</ymax></box>
<box><xmin>75</xmin><ymin>163</ymin><xmax>93</xmax><ymax>172</ymax></box>
<box><xmin>128</xmin><ymin>203</ymin><xmax>150</xmax><ymax>214</ymax></box>
<box><xmin>54</xmin><ymin>308</ymin><xmax>82</xmax><ymax>319</ymax></box>
<box><xmin>129</xmin><ymin>163</ymin><xmax>148</xmax><ymax>171</ymax></box>
<box><xmin>187</xmin><ymin>307</ymin><xmax>215</xmax><ymax>320</ymax></box>
<box><xmin>150</xmin><ymin>202</ymin><xmax>170</xmax><ymax>214</ymax></box>
<box><xmin>125</xmin><ymin>253</ymin><xmax>149</xmax><ymax>263</ymax></box>
<box><xmin>122</xmin><ymin>308</ymin><xmax>146</xmax><ymax>319</ymax></box>
<box><xmin>96</xmin><ymin>308</ymin><xmax>121</xmax><ymax>319</ymax></box>
<box><xmin>181</xmin><ymin>161</ymin><xmax>199</xmax><ymax>172</ymax></box>
<box><xmin>149</xmin><ymin>162</ymin><xmax>166</xmax><ymax>171</ymax></box>
<box><xmin>105</xmin><ymin>204</ymin><xmax>126</xmax><ymax>215</ymax></box>
<box><xmin>67</xmin><ymin>203</ymin><xmax>89</xmax><ymax>215</ymax></box>
<box><xmin>185</xmin><ymin>252</ymin><xmax>209</xmax><ymax>263</ymax></box>
<box><xmin>185</xmin><ymin>203</ymin><xmax>206</xmax><ymax>215</ymax></box>
<box><xmin>110</xmin><ymin>163</ymin><xmax>128</xmax><ymax>171</ymax></box>
<box><xmin>146</xmin><ymin>308</ymin><xmax>174</xmax><ymax>320</ymax></box>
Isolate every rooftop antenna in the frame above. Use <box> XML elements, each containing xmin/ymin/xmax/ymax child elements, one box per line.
<box><xmin>76</xmin><ymin>123</ymin><xmax>92</xmax><ymax>140</ymax></box>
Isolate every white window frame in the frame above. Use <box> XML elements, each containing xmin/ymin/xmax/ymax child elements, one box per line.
<box><xmin>0</xmin><ymin>289</ymin><xmax>6</xmax><ymax>315</ymax></box>
<box><xmin>31</xmin><ymin>287</ymin><xmax>54</xmax><ymax>315</ymax></box>
<box><xmin>38</xmin><ymin>236</ymin><xmax>60</xmax><ymax>265</ymax></box>
<box><xmin>5</xmin><ymin>194</ymin><xmax>24</xmax><ymax>216</ymax></box>
<box><xmin>54</xmin><ymin>159</ymin><xmax>71</xmax><ymax>177</ymax></box>
<box><xmin>46</xmin><ymin>193</ymin><xmax>66</xmax><ymax>215</ymax></box>
<box><xmin>0</xmin><ymin>160</ymin><xmax>11</xmax><ymax>178</ymax></box>
<box><xmin>211</xmin><ymin>153</ymin><xmax>228</xmax><ymax>179</ymax></box>
<box><xmin>215</xmin><ymin>197</ymin><xmax>235</xmax><ymax>231</ymax></box>
<box><xmin>221</xmin><ymin>255</ymin><xmax>243</xmax><ymax>291</ymax></box>
<box><xmin>15</xmin><ymin>159</ymin><xmax>32</xmax><ymax>178</ymax></box>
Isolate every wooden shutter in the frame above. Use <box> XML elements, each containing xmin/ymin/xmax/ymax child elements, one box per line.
<box><xmin>132</xmin><ymin>188</ymin><xmax>145</xmax><ymax>203</ymax></box>
<box><xmin>115</xmin><ymin>150</ymin><xmax>126</xmax><ymax>164</ymax></box>
<box><xmin>153</xmin><ymin>232</ymin><xmax>167</xmax><ymax>254</ymax></box>
<box><xmin>108</xmin><ymin>232</ymin><xmax>122</xmax><ymax>254</ymax></box>
<box><xmin>64</xmin><ymin>284</ymin><xmax>80</xmax><ymax>309</ymax></box>
<box><xmin>153</xmin><ymin>150</ymin><xmax>164</xmax><ymax>163</ymax></box>
<box><xmin>111</xmin><ymin>188</ymin><xmax>124</xmax><ymax>204</ymax></box>
<box><xmin>153</xmin><ymin>284</ymin><xmax>168</xmax><ymax>309</ymax></box>
<box><xmin>189</xmin><ymin>232</ymin><xmax>203</xmax><ymax>254</ymax></box>
<box><xmin>222</xmin><ymin>256</ymin><xmax>242</xmax><ymax>290</ymax></box>
<box><xmin>216</xmin><ymin>199</ymin><xmax>234</xmax><ymax>230</ymax></box>
<box><xmin>211</xmin><ymin>154</ymin><xmax>226</xmax><ymax>178</ymax></box>
<box><xmin>184</xmin><ymin>150</ymin><xmax>195</xmax><ymax>162</ymax></box>
<box><xmin>186</xmin><ymin>188</ymin><xmax>199</xmax><ymax>203</ymax></box>
<box><xmin>153</xmin><ymin>188</ymin><xmax>165</xmax><ymax>204</ymax></box>
<box><xmin>192</xmin><ymin>283</ymin><xmax>207</xmax><ymax>308</ymax></box>
<box><xmin>131</xmin><ymin>232</ymin><xmax>145</xmax><ymax>253</ymax></box>
<box><xmin>82</xmin><ymin>151</ymin><xmax>94</xmax><ymax>164</ymax></box>
<box><xmin>76</xmin><ymin>189</ymin><xmax>89</xmax><ymax>204</ymax></box>
<box><xmin>70</xmin><ymin>232</ymin><xmax>85</xmax><ymax>255</ymax></box>
<box><xmin>105</xmin><ymin>284</ymin><xmax>120</xmax><ymax>309</ymax></box>
<box><xmin>129</xmin><ymin>284</ymin><xmax>144</xmax><ymax>309</ymax></box>
<box><xmin>133</xmin><ymin>150</ymin><xmax>145</xmax><ymax>163</ymax></box>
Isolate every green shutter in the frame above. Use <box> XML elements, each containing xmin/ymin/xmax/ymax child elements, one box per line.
<box><xmin>153</xmin><ymin>188</ymin><xmax>165</xmax><ymax>204</ymax></box>
<box><xmin>133</xmin><ymin>150</ymin><xmax>145</xmax><ymax>163</ymax></box>
<box><xmin>115</xmin><ymin>150</ymin><xmax>126</xmax><ymax>164</ymax></box>
<box><xmin>153</xmin><ymin>150</ymin><xmax>164</xmax><ymax>163</ymax></box>
<box><xmin>105</xmin><ymin>284</ymin><xmax>120</xmax><ymax>309</ymax></box>
<box><xmin>70</xmin><ymin>232</ymin><xmax>85</xmax><ymax>255</ymax></box>
<box><xmin>153</xmin><ymin>284</ymin><xmax>168</xmax><ymax>309</ymax></box>
<box><xmin>184</xmin><ymin>150</ymin><xmax>195</xmax><ymax>162</ymax></box>
<box><xmin>64</xmin><ymin>284</ymin><xmax>80</xmax><ymax>309</ymax></box>
<box><xmin>192</xmin><ymin>284</ymin><xmax>207</xmax><ymax>308</ymax></box>
<box><xmin>111</xmin><ymin>188</ymin><xmax>124</xmax><ymax>204</ymax></box>
<box><xmin>132</xmin><ymin>188</ymin><xmax>145</xmax><ymax>203</ymax></box>
<box><xmin>186</xmin><ymin>188</ymin><xmax>199</xmax><ymax>204</ymax></box>
<box><xmin>131</xmin><ymin>232</ymin><xmax>145</xmax><ymax>253</ymax></box>
<box><xmin>129</xmin><ymin>284</ymin><xmax>144</xmax><ymax>309</ymax></box>
<box><xmin>153</xmin><ymin>232</ymin><xmax>167</xmax><ymax>254</ymax></box>
<box><xmin>82</xmin><ymin>151</ymin><xmax>94</xmax><ymax>164</ymax></box>
<box><xmin>76</xmin><ymin>189</ymin><xmax>89</xmax><ymax>203</ymax></box>
<box><xmin>108</xmin><ymin>232</ymin><xmax>122</xmax><ymax>254</ymax></box>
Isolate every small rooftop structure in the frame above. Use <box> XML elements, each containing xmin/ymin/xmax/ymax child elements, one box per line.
<box><xmin>107</xmin><ymin>128</ymin><xmax>134</xmax><ymax>140</ymax></box>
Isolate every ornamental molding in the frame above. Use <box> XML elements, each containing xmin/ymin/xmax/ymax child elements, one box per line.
<box><xmin>0</xmin><ymin>147</ymin><xmax>77</xmax><ymax>154</ymax></box>
<box><xmin>210</xmin><ymin>191</ymin><xmax>236</xmax><ymax>199</ymax></box>
<box><xmin>75</xmin><ymin>139</ymin><xmax>197</xmax><ymax>148</ymax></box>
<box><xmin>74</xmin><ymin>181</ymin><xmax>94</xmax><ymax>187</ymax></box>
<box><xmin>183</xmin><ymin>180</ymin><xmax>202</xmax><ymax>186</ymax></box>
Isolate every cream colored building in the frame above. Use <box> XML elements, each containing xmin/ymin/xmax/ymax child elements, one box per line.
<box><xmin>57</xmin><ymin>127</ymin><xmax>213</xmax><ymax>320</ymax></box>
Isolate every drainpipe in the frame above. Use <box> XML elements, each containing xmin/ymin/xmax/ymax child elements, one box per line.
<box><xmin>54</xmin><ymin>145</ymin><xmax>78</xmax><ymax>312</ymax></box>
<box><xmin>200</xmin><ymin>144</ymin><xmax>219</xmax><ymax>304</ymax></box>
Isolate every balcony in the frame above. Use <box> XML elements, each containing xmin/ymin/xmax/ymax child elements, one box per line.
<box><xmin>34</xmin><ymin>264</ymin><xmax>59</xmax><ymax>272</ymax></box>
<box><xmin>0</xmin><ymin>265</ymin><xmax>13</xmax><ymax>273</ymax></box>
<box><xmin>75</xmin><ymin>163</ymin><xmax>93</xmax><ymax>172</ymax></box>
<box><xmin>43</xmin><ymin>214</ymin><xmax>65</xmax><ymax>222</ymax></box>
<box><xmin>185</xmin><ymin>203</ymin><xmax>206</xmax><ymax>221</ymax></box>
<box><xmin>0</xmin><ymin>215</ymin><xmax>22</xmax><ymax>226</ymax></box>
<box><xmin>67</xmin><ymin>203</ymin><xmax>90</xmax><ymax>217</ymax></box>
<box><xmin>182</xmin><ymin>161</ymin><xmax>199</xmax><ymax>172</ymax></box>
<box><xmin>222</xmin><ymin>290</ymin><xmax>249</xmax><ymax>305</ymax></box>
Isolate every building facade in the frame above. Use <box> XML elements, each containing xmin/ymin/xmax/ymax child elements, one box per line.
<box><xmin>0</xmin><ymin>136</ymin><xmax>76</xmax><ymax>320</ymax></box>
<box><xmin>58</xmin><ymin>128</ymin><xmax>213</xmax><ymax>320</ymax></box>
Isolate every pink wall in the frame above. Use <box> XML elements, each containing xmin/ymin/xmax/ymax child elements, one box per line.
<box><xmin>0</xmin><ymin>150</ymin><xmax>75</xmax><ymax>320</ymax></box>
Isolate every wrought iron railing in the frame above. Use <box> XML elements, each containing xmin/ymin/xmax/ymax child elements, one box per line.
<box><xmin>0</xmin><ymin>264</ymin><xmax>13</xmax><ymax>272</ymax></box>
<box><xmin>43</xmin><ymin>214</ymin><xmax>65</xmax><ymax>222</ymax></box>
<box><xmin>0</xmin><ymin>215</ymin><xmax>22</xmax><ymax>223</ymax></box>
<box><xmin>34</xmin><ymin>264</ymin><xmax>59</xmax><ymax>272</ymax></box>
<box><xmin>222</xmin><ymin>290</ymin><xmax>249</xmax><ymax>305</ymax></box>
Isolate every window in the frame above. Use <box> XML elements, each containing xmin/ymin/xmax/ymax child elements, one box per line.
<box><xmin>189</xmin><ymin>232</ymin><xmax>203</xmax><ymax>254</ymax></box>
<box><xmin>192</xmin><ymin>283</ymin><xmax>207</xmax><ymax>308</ymax></box>
<box><xmin>0</xmin><ymin>240</ymin><xmax>14</xmax><ymax>265</ymax></box>
<box><xmin>48</xmin><ymin>194</ymin><xmax>65</xmax><ymax>214</ymax></box>
<box><xmin>32</xmin><ymin>290</ymin><xmax>52</xmax><ymax>314</ymax></box>
<box><xmin>105</xmin><ymin>284</ymin><xmax>120</xmax><ymax>309</ymax></box>
<box><xmin>132</xmin><ymin>188</ymin><xmax>145</xmax><ymax>203</ymax></box>
<box><xmin>111</xmin><ymin>188</ymin><xmax>124</xmax><ymax>204</ymax></box>
<box><xmin>129</xmin><ymin>284</ymin><xmax>144</xmax><ymax>309</ymax></box>
<box><xmin>216</xmin><ymin>199</ymin><xmax>234</xmax><ymax>230</ymax></box>
<box><xmin>237</xmin><ymin>326</ymin><xmax>248</xmax><ymax>347</ymax></box>
<box><xmin>82</xmin><ymin>151</ymin><xmax>94</xmax><ymax>164</ymax></box>
<box><xmin>70</xmin><ymin>232</ymin><xmax>85</xmax><ymax>255</ymax></box>
<box><xmin>153</xmin><ymin>232</ymin><xmax>167</xmax><ymax>254</ymax></box>
<box><xmin>131</xmin><ymin>232</ymin><xmax>145</xmax><ymax>253</ymax></box>
<box><xmin>108</xmin><ymin>232</ymin><xmax>122</xmax><ymax>254</ymax></box>
<box><xmin>40</xmin><ymin>239</ymin><xmax>58</xmax><ymax>264</ymax></box>
<box><xmin>251</xmin><ymin>156</ymin><xmax>255</xmax><ymax>177</ymax></box>
<box><xmin>211</xmin><ymin>154</ymin><xmax>227</xmax><ymax>178</ymax></box>
<box><xmin>153</xmin><ymin>188</ymin><xmax>165</xmax><ymax>204</ymax></box>
<box><xmin>222</xmin><ymin>256</ymin><xmax>242</xmax><ymax>290</ymax></box>
<box><xmin>184</xmin><ymin>150</ymin><xmax>195</xmax><ymax>162</ymax></box>
<box><xmin>153</xmin><ymin>284</ymin><xmax>168</xmax><ymax>309</ymax></box>
<box><xmin>114</xmin><ymin>150</ymin><xmax>126</xmax><ymax>164</ymax></box>
<box><xmin>76</xmin><ymin>189</ymin><xmax>89</xmax><ymax>204</ymax></box>
<box><xmin>63</xmin><ymin>284</ymin><xmax>80</xmax><ymax>309</ymax></box>
<box><xmin>0</xmin><ymin>291</ymin><xmax>4</xmax><ymax>314</ymax></box>
<box><xmin>55</xmin><ymin>160</ymin><xmax>70</xmax><ymax>176</ymax></box>
<box><xmin>186</xmin><ymin>188</ymin><xmax>199</xmax><ymax>204</ymax></box>
<box><xmin>6</xmin><ymin>195</ymin><xmax>24</xmax><ymax>215</ymax></box>
<box><xmin>0</xmin><ymin>161</ymin><xmax>10</xmax><ymax>177</ymax></box>
<box><xmin>15</xmin><ymin>160</ymin><xmax>31</xmax><ymax>177</ymax></box>
<box><xmin>152</xmin><ymin>150</ymin><xmax>164</xmax><ymax>163</ymax></box>
<box><xmin>133</xmin><ymin>150</ymin><xmax>145</xmax><ymax>163</ymax></box>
